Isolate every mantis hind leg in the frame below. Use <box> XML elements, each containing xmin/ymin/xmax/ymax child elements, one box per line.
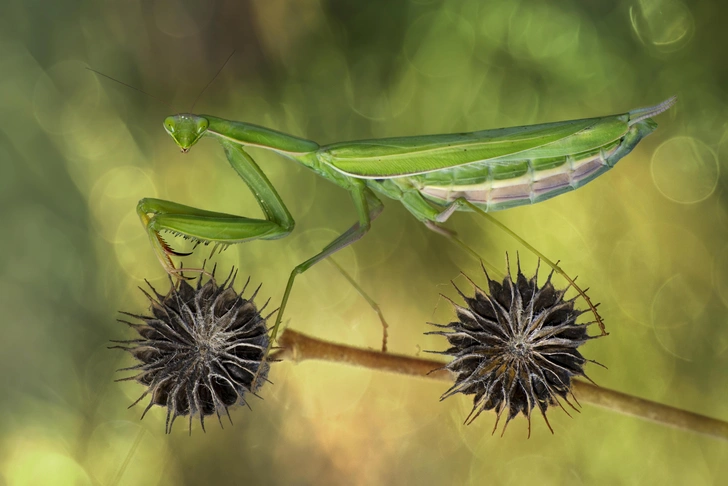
<box><xmin>456</xmin><ymin>199</ymin><xmax>606</xmax><ymax>335</ymax></box>
<box><xmin>401</xmin><ymin>191</ymin><xmax>607</xmax><ymax>336</ymax></box>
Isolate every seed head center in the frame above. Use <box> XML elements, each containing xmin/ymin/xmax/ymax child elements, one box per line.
<box><xmin>508</xmin><ymin>335</ymin><xmax>532</xmax><ymax>358</ymax></box>
<box><xmin>195</xmin><ymin>330</ymin><xmax>224</xmax><ymax>360</ymax></box>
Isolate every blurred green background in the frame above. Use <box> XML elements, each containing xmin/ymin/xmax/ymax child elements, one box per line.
<box><xmin>1</xmin><ymin>0</ymin><xmax>727</xmax><ymax>484</ymax></box>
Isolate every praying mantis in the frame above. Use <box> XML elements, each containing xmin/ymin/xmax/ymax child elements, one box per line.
<box><xmin>89</xmin><ymin>65</ymin><xmax>675</xmax><ymax>348</ymax></box>
<box><xmin>146</xmin><ymin>96</ymin><xmax>675</xmax><ymax>345</ymax></box>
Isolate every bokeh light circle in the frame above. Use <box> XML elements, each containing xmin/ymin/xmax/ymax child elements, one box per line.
<box><xmin>650</xmin><ymin>136</ymin><xmax>718</xmax><ymax>204</ymax></box>
<box><xmin>4</xmin><ymin>446</ymin><xmax>92</xmax><ymax>486</ymax></box>
<box><xmin>33</xmin><ymin>59</ymin><xmax>101</xmax><ymax>135</ymax></box>
<box><xmin>609</xmin><ymin>224</ymin><xmax>710</xmax><ymax>326</ymax></box>
<box><xmin>89</xmin><ymin>165</ymin><xmax>158</xmax><ymax>243</ymax></box>
<box><xmin>345</xmin><ymin>58</ymin><xmax>417</xmax><ymax>121</ymax></box>
<box><xmin>404</xmin><ymin>12</ymin><xmax>475</xmax><ymax>78</ymax></box>
<box><xmin>86</xmin><ymin>422</ymin><xmax>167</xmax><ymax>484</ymax></box>
<box><xmin>650</xmin><ymin>273</ymin><xmax>708</xmax><ymax>361</ymax></box>
<box><xmin>651</xmin><ymin>273</ymin><xmax>704</xmax><ymax>330</ymax></box>
<box><xmin>629</xmin><ymin>0</ymin><xmax>694</xmax><ymax>53</ymax></box>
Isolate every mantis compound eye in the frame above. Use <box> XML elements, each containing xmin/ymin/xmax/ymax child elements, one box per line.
<box><xmin>195</xmin><ymin>118</ymin><xmax>209</xmax><ymax>134</ymax></box>
<box><xmin>163</xmin><ymin>117</ymin><xmax>175</xmax><ymax>133</ymax></box>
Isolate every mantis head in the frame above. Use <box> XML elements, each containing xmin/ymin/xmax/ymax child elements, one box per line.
<box><xmin>163</xmin><ymin>114</ymin><xmax>209</xmax><ymax>152</ymax></box>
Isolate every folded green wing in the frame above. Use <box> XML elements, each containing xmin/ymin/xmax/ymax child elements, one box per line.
<box><xmin>318</xmin><ymin>115</ymin><xmax>630</xmax><ymax>178</ymax></box>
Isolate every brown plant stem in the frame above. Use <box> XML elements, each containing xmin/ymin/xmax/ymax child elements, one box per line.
<box><xmin>272</xmin><ymin>329</ymin><xmax>728</xmax><ymax>442</ymax></box>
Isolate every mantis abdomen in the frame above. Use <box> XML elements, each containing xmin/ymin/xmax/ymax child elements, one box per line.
<box><xmin>412</xmin><ymin>147</ymin><xmax>619</xmax><ymax>211</ymax></box>
<box><xmin>411</xmin><ymin>135</ymin><xmax>627</xmax><ymax>211</ymax></box>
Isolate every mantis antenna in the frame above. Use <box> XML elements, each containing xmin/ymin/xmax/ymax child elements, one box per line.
<box><xmin>190</xmin><ymin>50</ymin><xmax>236</xmax><ymax>112</ymax></box>
<box><xmin>85</xmin><ymin>67</ymin><xmax>178</xmax><ymax>112</ymax></box>
<box><xmin>87</xmin><ymin>49</ymin><xmax>236</xmax><ymax>113</ymax></box>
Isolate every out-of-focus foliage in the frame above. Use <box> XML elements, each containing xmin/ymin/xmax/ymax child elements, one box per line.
<box><xmin>0</xmin><ymin>0</ymin><xmax>726</xmax><ymax>484</ymax></box>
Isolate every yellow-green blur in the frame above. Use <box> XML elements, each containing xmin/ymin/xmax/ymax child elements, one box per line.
<box><xmin>0</xmin><ymin>0</ymin><xmax>725</xmax><ymax>484</ymax></box>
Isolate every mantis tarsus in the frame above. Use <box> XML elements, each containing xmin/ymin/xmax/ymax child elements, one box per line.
<box><xmin>90</xmin><ymin>66</ymin><xmax>675</xmax><ymax>356</ymax></box>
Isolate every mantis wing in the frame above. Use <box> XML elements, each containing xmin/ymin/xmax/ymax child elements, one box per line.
<box><xmin>318</xmin><ymin>99</ymin><xmax>675</xmax><ymax>179</ymax></box>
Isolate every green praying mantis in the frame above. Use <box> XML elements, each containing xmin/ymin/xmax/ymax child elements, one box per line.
<box><xmin>89</xmin><ymin>65</ymin><xmax>675</xmax><ymax>352</ymax></box>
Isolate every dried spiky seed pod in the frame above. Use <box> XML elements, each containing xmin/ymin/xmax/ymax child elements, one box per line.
<box><xmin>113</xmin><ymin>269</ymin><xmax>270</xmax><ymax>433</ymax></box>
<box><xmin>431</xmin><ymin>258</ymin><xmax>601</xmax><ymax>435</ymax></box>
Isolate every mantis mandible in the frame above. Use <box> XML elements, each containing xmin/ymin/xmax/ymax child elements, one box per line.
<box><xmin>89</xmin><ymin>65</ymin><xmax>675</xmax><ymax>347</ymax></box>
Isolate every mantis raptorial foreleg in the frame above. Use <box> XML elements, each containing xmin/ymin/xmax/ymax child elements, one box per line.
<box><xmin>139</xmin><ymin>139</ymin><xmax>388</xmax><ymax>359</ymax></box>
<box><xmin>138</xmin><ymin>135</ymin><xmax>390</xmax><ymax>353</ymax></box>
<box><xmin>137</xmin><ymin>141</ymin><xmax>295</xmax><ymax>273</ymax></box>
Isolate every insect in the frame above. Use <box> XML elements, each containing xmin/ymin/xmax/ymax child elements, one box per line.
<box><xmin>144</xmin><ymin>96</ymin><xmax>675</xmax><ymax>342</ymax></box>
<box><xmin>88</xmin><ymin>63</ymin><xmax>675</xmax><ymax>346</ymax></box>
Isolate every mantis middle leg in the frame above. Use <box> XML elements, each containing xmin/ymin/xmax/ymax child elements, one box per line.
<box><xmin>268</xmin><ymin>184</ymin><xmax>384</xmax><ymax>346</ymax></box>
